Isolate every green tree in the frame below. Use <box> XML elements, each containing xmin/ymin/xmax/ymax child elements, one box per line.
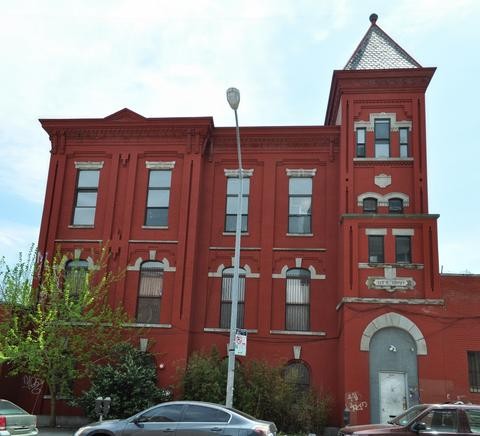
<box><xmin>73</xmin><ymin>342</ymin><xmax>171</xmax><ymax>419</ymax></box>
<box><xmin>0</xmin><ymin>246</ymin><xmax>132</xmax><ymax>427</ymax></box>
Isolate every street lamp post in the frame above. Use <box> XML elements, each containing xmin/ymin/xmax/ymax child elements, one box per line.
<box><xmin>225</xmin><ymin>87</ymin><xmax>243</xmax><ymax>408</ymax></box>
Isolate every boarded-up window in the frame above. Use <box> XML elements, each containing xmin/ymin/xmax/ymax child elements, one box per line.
<box><xmin>136</xmin><ymin>261</ymin><xmax>163</xmax><ymax>324</ymax></box>
<box><xmin>286</xmin><ymin>268</ymin><xmax>310</xmax><ymax>331</ymax></box>
<box><xmin>220</xmin><ymin>267</ymin><xmax>245</xmax><ymax>329</ymax></box>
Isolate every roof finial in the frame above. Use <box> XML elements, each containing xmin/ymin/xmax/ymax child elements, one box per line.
<box><xmin>369</xmin><ymin>13</ymin><xmax>378</xmax><ymax>25</ymax></box>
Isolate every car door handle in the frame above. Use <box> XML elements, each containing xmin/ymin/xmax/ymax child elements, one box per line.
<box><xmin>210</xmin><ymin>427</ymin><xmax>223</xmax><ymax>432</ymax></box>
<box><xmin>163</xmin><ymin>428</ymin><xmax>175</xmax><ymax>432</ymax></box>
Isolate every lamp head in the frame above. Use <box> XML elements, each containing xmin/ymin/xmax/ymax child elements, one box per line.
<box><xmin>226</xmin><ymin>87</ymin><xmax>240</xmax><ymax>110</ymax></box>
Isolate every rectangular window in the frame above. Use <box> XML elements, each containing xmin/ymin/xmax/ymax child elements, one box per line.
<box><xmin>145</xmin><ymin>170</ymin><xmax>172</xmax><ymax>226</ymax></box>
<box><xmin>356</xmin><ymin>128</ymin><xmax>366</xmax><ymax>157</ymax></box>
<box><xmin>220</xmin><ymin>269</ymin><xmax>245</xmax><ymax>329</ymax></box>
<box><xmin>396</xmin><ymin>236</ymin><xmax>412</xmax><ymax>263</ymax></box>
<box><xmin>368</xmin><ymin>235</ymin><xmax>384</xmax><ymax>263</ymax></box>
<box><xmin>225</xmin><ymin>177</ymin><xmax>249</xmax><ymax>232</ymax></box>
<box><xmin>73</xmin><ymin>169</ymin><xmax>100</xmax><ymax>226</ymax></box>
<box><xmin>468</xmin><ymin>351</ymin><xmax>480</xmax><ymax>393</ymax></box>
<box><xmin>375</xmin><ymin>119</ymin><xmax>390</xmax><ymax>158</ymax></box>
<box><xmin>399</xmin><ymin>127</ymin><xmax>409</xmax><ymax>158</ymax></box>
<box><xmin>289</xmin><ymin>177</ymin><xmax>312</xmax><ymax>234</ymax></box>
<box><xmin>286</xmin><ymin>269</ymin><xmax>310</xmax><ymax>331</ymax></box>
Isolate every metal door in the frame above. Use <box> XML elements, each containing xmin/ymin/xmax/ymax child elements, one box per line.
<box><xmin>369</xmin><ymin>327</ymin><xmax>419</xmax><ymax>423</ymax></box>
<box><xmin>379</xmin><ymin>371</ymin><xmax>407</xmax><ymax>423</ymax></box>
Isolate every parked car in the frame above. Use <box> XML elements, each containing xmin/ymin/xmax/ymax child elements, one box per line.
<box><xmin>0</xmin><ymin>399</ymin><xmax>38</xmax><ymax>436</ymax></box>
<box><xmin>338</xmin><ymin>403</ymin><xmax>480</xmax><ymax>436</ymax></box>
<box><xmin>74</xmin><ymin>400</ymin><xmax>277</xmax><ymax>436</ymax></box>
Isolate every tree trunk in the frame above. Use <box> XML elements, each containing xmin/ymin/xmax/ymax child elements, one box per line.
<box><xmin>49</xmin><ymin>385</ymin><xmax>57</xmax><ymax>427</ymax></box>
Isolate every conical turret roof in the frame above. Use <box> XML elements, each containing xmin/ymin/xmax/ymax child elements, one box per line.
<box><xmin>344</xmin><ymin>14</ymin><xmax>422</xmax><ymax>70</ymax></box>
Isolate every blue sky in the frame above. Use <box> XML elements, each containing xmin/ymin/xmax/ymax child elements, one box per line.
<box><xmin>0</xmin><ymin>0</ymin><xmax>479</xmax><ymax>273</ymax></box>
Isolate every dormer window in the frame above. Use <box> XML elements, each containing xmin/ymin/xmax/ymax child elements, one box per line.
<box><xmin>363</xmin><ymin>198</ymin><xmax>377</xmax><ymax>213</ymax></box>
<box><xmin>375</xmin><ymin>119</ymin><xmax>390</xmax><ymax>158</ymax></box>
<box><xmin>388</xmin><ymin>198</ymin><xmax>404</xmax><ymax>214</ymax></box>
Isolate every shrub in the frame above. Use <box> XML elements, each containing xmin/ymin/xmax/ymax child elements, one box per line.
<box><xmin>73</xmin><ymin>343</ymin><xmax>171</xmax><ymax>419</ymax></box>
<box><xmin>180</xmin><ymin>347</ymin><xmax>331</xmax><ymax>433</ymax></box>
<box><xmin>181</xmin><ymin>346</ymin><xmax>228</xmax><ymax>404</ymax></box>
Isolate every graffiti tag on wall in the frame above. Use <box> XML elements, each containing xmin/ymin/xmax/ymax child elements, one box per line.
<box><xmin>23</xmin><ymin>375</ymin><xmax>44</xmax><ymax>395</ymax></box>
<box><xmin>345</xmin><ymin>391</ymin><xmax>369</xmax><ymax>412</ymax></box>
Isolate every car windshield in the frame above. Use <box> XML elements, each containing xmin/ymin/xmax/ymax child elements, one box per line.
<box><xmin>390</xmin><ymin>405</ymin><xmax>429</xmax><ymax>425</ymax></box>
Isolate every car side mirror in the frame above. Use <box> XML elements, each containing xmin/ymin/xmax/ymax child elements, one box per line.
<box><xmin>412</xmin><ymin>422</ymin><xmax>427</xmax><ymax>432</ymax></box>
<box><xmin>133</xmin><ymin>416</ymin><xmax>147</xmax><ymax>426</ymax></box>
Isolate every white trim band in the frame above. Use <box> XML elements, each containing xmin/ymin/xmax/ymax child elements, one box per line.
<box><xmin>146</xmin><ymin>161</ymin><xmax>176</xmax><ymax>169</ymax></box>
<box><xmin>75</xmin><ymin>161</ymin><xmax>104</xmax><ymax>169</ymax></box>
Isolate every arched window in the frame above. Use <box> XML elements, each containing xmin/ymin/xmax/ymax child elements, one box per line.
<box><xmin>65</xmin><ymin>259</ymin><xmax>89</xmax><ymax>297</ymax></box>
<box><xmin>220</xmin><ymin>267</ymin><xmax>246</xmax><ymax>329</ymax></box>
<box><xmin>286</xmin><ymin>268</ymin><xmax>310</xmax><ymax>331</ymax></box>
<box><xmin>284</xmin><ymin>362</ymin><xmax>310</xmax><ymax>392</ymax></box>
<box><xmin>136</xmin><ymin>261</ymin><xmax>163</xmax><ymax>324</ymax></box>
<box><xmin>388</xmin><ymin>198</ymin><xmax>404</xmax><ymax>213</ymax></box>
<box><xmin>363</xmin><ymin>197</ymin><xmax>378</xmax><ymax>213</ymax></box>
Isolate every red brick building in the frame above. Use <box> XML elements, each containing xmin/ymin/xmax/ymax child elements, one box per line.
<box><xmin>8</xmin><ymin>14</ymin><xmax>480</xmax><ymax>426</ymax></box>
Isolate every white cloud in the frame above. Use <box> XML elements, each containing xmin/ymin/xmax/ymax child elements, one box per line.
<box><xmin>0</xmin><ymin>0</ymin><xmax>479</xmax><ymax>274</ymax></box>
<box><xmin>0</xmin><ymin>221</ymin><xmax>39</xmax><ymax>266</ymax></box>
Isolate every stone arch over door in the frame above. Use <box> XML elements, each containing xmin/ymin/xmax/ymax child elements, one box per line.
<box><xmin>361</xmin><ymin>313</ymin><xmax>426</xmax><ymax>424</ymax></box>
<box><xmin>360</xmin><ymin>312</ymin><xmax>427</xmax><ymax>355</ymax></box>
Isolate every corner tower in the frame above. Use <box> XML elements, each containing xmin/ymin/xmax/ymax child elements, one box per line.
<box><xmin>326</xmin><ymin>14</ymin><xmax>441</xmax><ymax>423</ymax></box>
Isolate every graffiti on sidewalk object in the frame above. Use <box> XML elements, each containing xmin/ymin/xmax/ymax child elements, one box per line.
<box><xmin>23</xmin><ymin>375</ymin><xmax>44</xmax><ymax>395</ymax></box>
<box><xmin>345</xmin><ymin>391</ymin><xmax>368</xmax><ymax>412</ymax></box>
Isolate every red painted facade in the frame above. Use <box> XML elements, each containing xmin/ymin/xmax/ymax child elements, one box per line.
<box><xmin>4</xmin><ymin>18</ymin><xmax>480</xmax><ymax>428</ymax></box>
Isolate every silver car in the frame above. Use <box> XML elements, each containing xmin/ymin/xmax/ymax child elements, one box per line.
<box><xmin>74</xmin><ymin>401</ymin><xmax>277</xmax><ymax>436</ymax></box>
<box><xmin>0</xmin><ymin>399</ymin><xmax>38</xmax><ymax>436</ymax></box>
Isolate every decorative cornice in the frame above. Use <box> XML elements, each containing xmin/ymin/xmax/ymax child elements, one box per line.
<box><xmin>325</xmin><ymin>68</ymin><xmax>436</xmax><ymax>125</ymax></box>
<box><xmin>213</xmin><ymin>134</ymin><xmax>339</xmax><ymax>150</ymax></box>
<box><xmin>62</xmin><ymin>127</ymin><xmax>211</xmax><ymax>141</ymax></box>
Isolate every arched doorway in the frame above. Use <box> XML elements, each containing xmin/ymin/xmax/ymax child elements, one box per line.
<box><xmin>361</xmin><ymin>313</ymin><xmax>427</xmax><ymax>423</ymax></box>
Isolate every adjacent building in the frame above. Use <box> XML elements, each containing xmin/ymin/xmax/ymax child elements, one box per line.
<box><xmin>5</xmin><ymin>14</ymin><xmax>480</xmax><ymax>426</ymax></box>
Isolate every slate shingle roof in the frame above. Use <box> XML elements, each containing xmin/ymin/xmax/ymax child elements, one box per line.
<box><xmin>344</xmin><ymin>14</ymin><xmax>422</xmax><ymax>70</ymax></box>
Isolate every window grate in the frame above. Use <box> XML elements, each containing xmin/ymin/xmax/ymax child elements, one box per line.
<box><xmin>136</xmin><ymin>262</ymin><xmax>163</xmax><ymax>324</ymax></box>
<box><xmin>286</xmin><ymin>269</ymin><xmax>310</xmax><ymax>331</ymax></box>
<box><xmin>220</xmin><ymin>268</ymin><xmax>246</xmax><ymax>329</ymax></box>
<box><xmin>468</xmin><ymin>351</ymin><xmax>480</xmax><ymax>392</ymax></box>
